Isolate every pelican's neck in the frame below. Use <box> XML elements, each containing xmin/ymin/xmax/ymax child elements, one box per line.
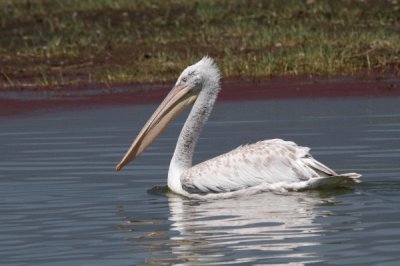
<box><xmin>168</xmin><ymin>80</ymin><xmax>220</xmax><ymax>192</ymax></box>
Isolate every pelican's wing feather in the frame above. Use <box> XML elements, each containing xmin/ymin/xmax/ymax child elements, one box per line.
<box><xmin>181</xmin><ymin>139</ymin><xmax>336</xmax><ymax>194</ymax></box>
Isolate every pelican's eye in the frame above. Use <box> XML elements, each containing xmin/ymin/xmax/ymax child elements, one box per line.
<box><xmin>182</xmin><ymin>77</ymin><xmax>187</xmax><ymax>83</ymax></box>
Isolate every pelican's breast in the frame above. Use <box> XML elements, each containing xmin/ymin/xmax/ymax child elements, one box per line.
<box><xmin>180</xmin><ymin>139</ymin><xmax>320</xmax><ymax>194</ymax></box>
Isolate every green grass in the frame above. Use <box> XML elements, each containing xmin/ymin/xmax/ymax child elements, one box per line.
<box><xmin>1</xmin><ymin>0</ymin><xmax>399</xmax><ymax>89</ymax></box>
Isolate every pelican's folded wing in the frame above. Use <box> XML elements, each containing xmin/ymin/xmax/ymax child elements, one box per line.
<box><xmin>180</xmin><ymin>139</ymin><xmax>329</xmax><ymax>194</ymax></box>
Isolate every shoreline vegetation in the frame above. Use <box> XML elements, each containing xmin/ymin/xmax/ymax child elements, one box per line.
<box><xmin>1</xmin><ymin>0</ymin><xmax>399</xmax><ymax>90</ymax></box>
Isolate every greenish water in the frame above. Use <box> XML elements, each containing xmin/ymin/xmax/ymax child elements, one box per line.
<box><xmin>1</xmin><ymin>97</ymin><xmax>400</xmax><ymax>265</ymax></box>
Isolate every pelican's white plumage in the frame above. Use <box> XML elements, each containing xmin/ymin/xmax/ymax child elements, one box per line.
<box><xmin>116</xmin><ymin>57</ymin><xmax>361</xmax><ymax>198</ymax></box>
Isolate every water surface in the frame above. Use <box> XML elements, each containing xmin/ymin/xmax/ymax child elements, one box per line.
<box><xmin>1</xmin><ymin>97</ymin><xmax>400</xmax><ymax>265</ymax></box>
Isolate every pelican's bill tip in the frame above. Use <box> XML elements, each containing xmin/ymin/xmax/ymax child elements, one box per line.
<box><xmin>115</xmin><ymin>164</ymin><xmax>123</xmax><ymax>172</ymax></box>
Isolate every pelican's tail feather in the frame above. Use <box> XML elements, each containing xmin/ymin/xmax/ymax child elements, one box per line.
<box><xmin>308</xmin><ymin>172</ymin><xmax>361</xmax><ymax>189</ymax></box>
<box><xmin>337</xmin><ymin>172</ymin><xmax>362</xmax><ymax>183</ymax></box>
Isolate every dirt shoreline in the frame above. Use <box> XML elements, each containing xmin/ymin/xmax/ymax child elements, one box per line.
<box><xmin>1</xmin><ymin>76</ymin><xmax>399</xmax><ymax>117</ymax></box>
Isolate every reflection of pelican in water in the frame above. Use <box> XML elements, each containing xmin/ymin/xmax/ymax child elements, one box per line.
<box><xmin>167</xmin><ymin>192</ymin><xmax>324</xmax><ymax>264</ymax></box>
<box><xmin>116</xmin><ymin>57</ymin><xmax>360</xmax><ymax>198</ymax></box>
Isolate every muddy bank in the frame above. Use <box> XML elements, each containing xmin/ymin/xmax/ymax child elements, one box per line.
<box><xmin>1</xmin><ymin>77</ymin><xmax>399</xmax><ymax>116</ymax></box>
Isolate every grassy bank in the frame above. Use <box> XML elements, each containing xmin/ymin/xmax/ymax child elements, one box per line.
<box><xmin>1</xmin><ymin>0</ymin><xmax>399</xmax><ymax>89</ymax></box>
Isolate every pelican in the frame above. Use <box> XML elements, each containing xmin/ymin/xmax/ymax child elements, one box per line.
<box><xmin>116</xmin><ymin>57</ymin><xmax>360</xmax><ymax>198</ymax></box>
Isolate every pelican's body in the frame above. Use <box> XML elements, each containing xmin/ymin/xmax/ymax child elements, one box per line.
<box><xmin>116</xmin><ymin>57</ymin><xmax>360</xmax><ymax>198</ymax></box>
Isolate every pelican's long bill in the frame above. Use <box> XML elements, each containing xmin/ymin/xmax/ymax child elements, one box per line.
<box><xmin>115</xmin><ymin>83</ymin><xmax>199</xmax><ymax>171</ymax></box>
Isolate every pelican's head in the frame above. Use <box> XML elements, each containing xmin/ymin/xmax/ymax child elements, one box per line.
<box><xmin>115</xmin><ymin>56</ymin><xmax>220</xmax><ymax>171</ymax></box>
<box><xmin>175</xmin><ymin>56</ymin><xmax>220</xmax><ymax>93</ymax></box>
